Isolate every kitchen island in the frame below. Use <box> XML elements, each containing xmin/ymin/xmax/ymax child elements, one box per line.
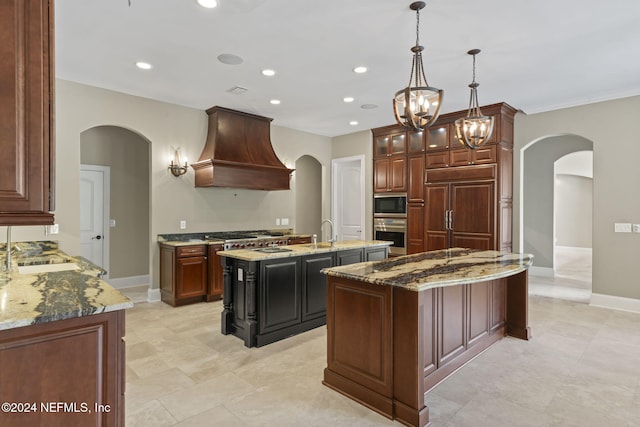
<box><xmin>219</xmin><ymin>240</ymin><xmax>391</xmax><ymax>347</ymax></box>
<box><xmin>321</xmin><ymin>248</ymin><xmax>533</xmax><ymax>427</ymax></box>
<box><xmin>0</xmin><ymin>241</ymin><xmax>133</xmax><ymax>427</ymax></box>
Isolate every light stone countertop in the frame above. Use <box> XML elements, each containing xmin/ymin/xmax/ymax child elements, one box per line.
<box><xmin>0</xmin><ymin>241</ymin><xmax>133</xmax><ymax>331</ymax></box>
<box><xmin>321</xmin><ymin>247</ymin><xmax>534</xmax><ymax>292</ymax></box>
<box><xmin>218</xmin><ymin>240</ymin><xmax>392</xmax><ymax>261</ymax></box>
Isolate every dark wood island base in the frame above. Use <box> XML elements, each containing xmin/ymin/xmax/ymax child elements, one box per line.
<box><xmin>321</xmin><ymin>249</ymin><xmax>532</xmax><ymax>427</ymax></box>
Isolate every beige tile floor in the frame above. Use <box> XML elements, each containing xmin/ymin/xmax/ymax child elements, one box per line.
<box><xmin>121</xmin><ymin>249</ymin><xmax>640</xmax><ymax>426</ymax></box>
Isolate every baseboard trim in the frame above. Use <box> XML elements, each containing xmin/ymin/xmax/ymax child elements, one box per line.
<box><xmin>106</xmin><ymin>274</ymin><xmax>150</xmax><ymax>289</ymax></box>
<box><xmin>529</xmin><ymin>266</ymin><xmax>554</xmax><ymax>277</ymax></box>
<box><xmin>147</xmin><ymin>288</ymin><xmax>161</xmax><ymax>302</ymax></box>
<box><xmin>590</xmin><ymin>293</ymin><xmax>640</xmax><ymax>314</ymax></box>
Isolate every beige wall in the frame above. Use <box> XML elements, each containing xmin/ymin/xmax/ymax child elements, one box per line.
<box><xmin>10</xmin><ymin>79</ymin><xmax>332</xmax><ymax>290</ymax></box>
<box><xmin>295</xmin><ymin>156</ymin><xmax>322</xmax><ymax>237</ymax></box>
<box><xmin>81</xmin><ymin>126</ymin><xmax>150</xmax><ymax>279</ymax></box>
<box><xmin>555</xmin><ymin>174</ymin><xmax>593</xmax><ymax>248</ymax></box>
<box><xmin>515</xmin><ymin>95</ymin><xmax>640</xmax><ymax>299</ymax></box>
<box><xmin>331</xmin><ymin>130</ymin><xmax>373</xmax><ymax>239</ymax></box>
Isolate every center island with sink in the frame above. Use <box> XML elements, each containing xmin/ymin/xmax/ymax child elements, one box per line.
<box><xmin>218</xmin><ymin>240</ymin><xmax>392</xmax><ymax>347</ymax></box>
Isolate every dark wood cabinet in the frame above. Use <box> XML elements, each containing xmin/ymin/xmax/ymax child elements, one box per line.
<box><xmin>374</xmin><ymin>103</ymin><xmax>515</xmax><ymax>255</ymax></box>
<box><xmin>0</xmin><ymin>0</ymin><xmax>55</xmax><ymax>225</ymax></box>
<box><xmin>207</xmin><ymin>244</ymin><xmax>224</xmax><ymax>301</ymax></box>
<box><xmin>302</xmin><ymin>253</ymin><xmax>334</xmax><ymax>321</ymax></box>
<box><xmin>260</xmin><ymin>258</ymin><xmax>302</xmax><ymax>333</ymax></box>
<box><xmin>374</xmin><ymin>156</ymin><xmax>406</xmax><ymax>193</ymax></box>
<box><xmin>425</xmin><ymin>168</ymin><xmax>495</xmax><ymax>251</ymax></box>
<box><xmin>222</xmin><ymin>246</ymin><xmax>388</xmax><ymax>347</ymax></box>
<box><xmin>407</xmin><ymin>203</ymin><xmax>425</xmax><ymax>255</ymax></box>
<box><xmin>0</xmin><ymin>311</ymin><xmax>126</xmax><ymax>427</ymax></box>
<box><xmin>159</xmin><ymin>244</ymin><xmax>208</xmax><ymax>306</ymax></box>
<box><xmin>336</xmin><ymin>248</ymin><xmax>364</xmax><ymax>265</ymax></box>
<box><xmin>374</xmin><ymin>131</ymin><xmax>406</xmax><ymax>158</ymax></box>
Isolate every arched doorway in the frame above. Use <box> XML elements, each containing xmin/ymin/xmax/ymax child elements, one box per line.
<box><xmin>80</xmin><ymin>125</ymin><xmax>151</xmax><ymax>296</ymax></box>
<box><xmin>521</xmin><ymin>134</ymin><xmax>593</xmax><ymax>300</ymax></box>
<box><xmin>294</xmin><ymin>155</ymin><xmax>323</xmax><ymax>238</ymax></box>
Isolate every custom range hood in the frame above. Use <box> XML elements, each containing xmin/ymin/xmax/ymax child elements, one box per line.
<box><xmin>191</xmin><ymin>106</ymin><xmax>294</xmax><ymax>190</ymax></box>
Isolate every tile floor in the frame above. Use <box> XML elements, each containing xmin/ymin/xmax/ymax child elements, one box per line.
<box><xmin>120</xmin><ymin>248</ymin><xmax>640</xmax><ymax>426</ymax></box>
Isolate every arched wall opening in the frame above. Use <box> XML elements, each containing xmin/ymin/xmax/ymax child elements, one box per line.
<box><xmin>521</xmin><ymin>134</ymin><xmax>593</xmax><ymax>273</ymax></box>
<box><xmin>294</xmin><ymin>155</ymin><xmax>323</xmax><ymax>238</ymax></box>
<box><xmin>80</xmin><ymin>125</ymin><xmax>151</xmax><ymax>285</ymax></box>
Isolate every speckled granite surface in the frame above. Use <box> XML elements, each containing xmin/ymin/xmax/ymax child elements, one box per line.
<box><xmin>157</xmin><ymin>229</ymin><xmax>309</xmax><ymax>247</ymax></box>
<box><xmin>218</xmin><ymin>240</ymin><xmax>392</xmax><ymax>261</ymax></box>
<box><xmin>321</xmin><ymin>247</ymin><xmax>534</xmax><ymax>291</ymax></box>
<box><xmin>0</xmin><ymin>241</ymin><xmax>133</xmax><ymax>331</ymax></box>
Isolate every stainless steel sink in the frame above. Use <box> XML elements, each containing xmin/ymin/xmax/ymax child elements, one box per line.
<box><xmin>252</xmin><ymin>247</ymin><xmax>292</xmax><ymax>253</ymax></box>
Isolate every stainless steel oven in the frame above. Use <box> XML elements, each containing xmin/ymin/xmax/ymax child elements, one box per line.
<box><xmin>374</xmin><ymin>217</ymin><xmax>406</xmax><ymax>256</ymax></box>
<box><xmin>374</xmin><ymin>194</ymin><xmax>407</xmax><ymax>217</ymax></box>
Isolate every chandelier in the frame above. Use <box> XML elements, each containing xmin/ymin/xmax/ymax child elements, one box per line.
<box><xmin>454</xmin><ymin>49</ymin><xmax>494</xmax><ymax>149</ymax></box>
<box><xmin>393</xmin><ymin>1</ymin><xmax>443</xmax><ymax>130</ymax></box>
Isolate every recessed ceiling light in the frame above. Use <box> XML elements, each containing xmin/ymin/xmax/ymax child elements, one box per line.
<box><xmin>360</xmin><ymin>104</ymin><xmax>378</xmax><ymax>110</ymax></box>
<box><xmin>270</xmin><ymin>99</ymin><xmax>281</xmax><ymax>105</ymax></box>
<box><xmin>196</xmin><ymin>0</ymin><xmax>218</xmax><ymax>8</ymax></box>
<box><xmin>353</xmin><ymin>66</ymin><xmax>367</xmax><ymax>74</ymax></box>
<box><xmin>349</xmin><ymin>121</ymin><xmax>358</xmax><ymax>126</ymax></box>
<box><xmin>135</xmin><ymin>61</ymin><xmax>152</xmax><ymax>70</ymax></box>
<box><xmin>217</xmin><ymin>53</ymin><xmax>243</xmax><ymax>65</ymax></box>
<box><xmin>343</xmin><ymin>97</ymin><xmax>354</xmax><ymax>103</ymax></box>
<box><xmin>262</xmin><ymin>69</ymin><xmax>276</xmax><ymax>77</ymax></box>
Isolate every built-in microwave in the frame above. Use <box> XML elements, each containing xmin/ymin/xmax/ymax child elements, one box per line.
<box><xmin>374</xmin><ymin>194</ymin><xmax>407</xmax><ymax>217</ymax></box>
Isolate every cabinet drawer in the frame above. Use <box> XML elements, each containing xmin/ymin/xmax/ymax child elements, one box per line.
<box><xmin>177</xmin><ymin>245</ymin><xmax>207</xmax><ymax>257</ymax></box>
<box><xmin>473</xmin><ymin>145</ymin><xmax>497</xmax><ymax>164</ymax></box>
<box><xmin>426</xmin><ymin>151</ymin><xmax>450</xmax><ymax>169</ymax></box>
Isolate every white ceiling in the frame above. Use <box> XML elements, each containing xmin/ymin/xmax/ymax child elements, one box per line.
<box><xmin>55</xmin><ymin>0</ymin><xmax>640</xmax><ymax>138</ymax></box>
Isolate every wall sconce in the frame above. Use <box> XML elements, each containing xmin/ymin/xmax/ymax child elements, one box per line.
<box><xmin>168</xmin><ymin>149</ymin><xmax>188</xmax><ymax>177</ymax></box>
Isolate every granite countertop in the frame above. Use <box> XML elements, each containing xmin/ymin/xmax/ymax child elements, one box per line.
<box><xmin>157</xmin><ymin>229</ymin><xmax>310</xmax><ymax>247</ymax></box>
<box><xmin>321</xmin><ymin>247</ymin><xmax>534</xmax><ymax>292</ymax></box>
<box><xmin>218</xmin><ymin>240</ymin><xmax>392</xmax><ymax>261</ymax></box>
<box><xmin>0</xmin><ymin>241</ymin><xmax>133</xmax><ymax>331</ymax></box>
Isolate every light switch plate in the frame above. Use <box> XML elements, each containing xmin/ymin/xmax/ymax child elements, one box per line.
<box><xmin>109</xmin><ymin>219</ymin><xmax>116</xmax><ymax>228</ymax></box>
<box><xmin>633</xmin><ymin>224</ymin><xmax>640</xmax><ymax>233</ymax></box>
<box><xmin>179</xmin><ymin>220</ymin><xmax>187</xmax><ymax>229</ymax></box>
<box><xmin>614</xmin><ymin>223</ymin><xmax>632</xmax><ymax>233</ymax></box>
<box><xmin>49</xmin><ymin>224</ymin><xmax>59</xmax><ymax>234</ymax></box>
<box><xmin>276</xmin><ymin>218</ymin><xmax>281</xmax><ymax>226</ymax></box>
<box><xmin>281</xmin><ymin>218</ymin><xmax>289</xmax><ymax>226</ymax></box>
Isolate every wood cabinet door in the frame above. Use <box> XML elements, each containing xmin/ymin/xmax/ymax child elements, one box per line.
<box><xmin>425</xmin><ymin>184</ymin><xmax>449</xmax><ymax>251</ymax></box>
<box><xmin>336</xmin><ymin>249</ymin><xmax>364</xmax><ymax>265</ymax></box>
<box><xmin>374</xmin><ymin>158</ymin><xmax>390</xmax><ymax>192</ymax></box>
<box><xmin>0</xmin><ymin>0</ymin><xmax>54</xmax><ymax>225</ymax></box>
<box><xmin>438</xmin><ymin>285</ymin><xmax>466</xmax><ymax>366</ymax></box>
<box><xmin>176</xmin><ymin>256</ymin><xmax>208</xmax><ymax>298</ymax></box>
<box><xmin>450</xmin><ymin>181</ymin><xmax>495</xmax><ymax>250</ymax></box>
<box><xmin>260</xmin><ymin>258</ymin><xmax>301</xmax><ymax>333</ymax></box>
<box><xmin>302</xmin><ymin>253</ymin><xmax>334</xmax><ymax>321</ymax></box>
<box><xmin>208</xmin><ymin>244</ymin><xmax>224</xmax><ymax>299</ymax></box>
<box><xmin>389</xmin><ymin>156</ymin><xmax>407</xmax><ymax>192</ymax></box>
<box><xmin>407</xmin><ymin>203</ymin><xmax>425</xmax><ymax>254</ymax></box>
<box><xmin>407</xmin><ymin>154</ymin><xmax>425</xmax><ymax>203</ymax></box>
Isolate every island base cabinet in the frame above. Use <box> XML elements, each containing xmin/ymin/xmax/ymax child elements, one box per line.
<box><xmin>0</xmin><ymin>311</ymin><xmax>126</xmax><ymax>427</ymax></box>
<box><xmin>323</xmin><ymin>271</ymin><xmax>528</xmax><ymax>427</ymax></box>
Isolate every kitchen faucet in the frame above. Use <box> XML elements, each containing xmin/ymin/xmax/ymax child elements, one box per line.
<box><xmin>321</xmin><ymin>219</ymin><xmax>335</xmax><ymax>247</ymax></box>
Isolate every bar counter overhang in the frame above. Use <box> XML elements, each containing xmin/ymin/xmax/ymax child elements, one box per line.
<box><xmin>321</xmin><ymin>248</ymin><xmax>534</xmax><ymax>427</ymax></box>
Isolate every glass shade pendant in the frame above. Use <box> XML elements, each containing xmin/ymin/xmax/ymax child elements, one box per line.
<box><xmin>393</xmin><ymin>1</ymin><xmax>443</xmax><ymax>131</ymax></box>
<box><xmin>455</xmin><ymin>49</ymin><xmax>494</xmax><ymax>149</ymax></box>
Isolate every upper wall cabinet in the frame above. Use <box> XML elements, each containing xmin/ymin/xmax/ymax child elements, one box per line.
<box><xmin>0</xmin><ymin>0</ymin><xmax>55</xmax><ymax>225</ymax></box>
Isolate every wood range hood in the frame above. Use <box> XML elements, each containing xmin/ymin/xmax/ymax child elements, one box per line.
<box><xmin>191</xmin><ymin>106</ymin><xmax>294</xmax><ymax>190</ymax></box>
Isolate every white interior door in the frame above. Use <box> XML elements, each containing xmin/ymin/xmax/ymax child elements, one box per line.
<box><xmin>80</xmin><ymin>165</ymin><xmax>109</xmax><ymax>273</ymax></box>
<box><xmin>332</xmin><ymin>156</ymin><xmax>365</xmax><ymax>241</ymax></box>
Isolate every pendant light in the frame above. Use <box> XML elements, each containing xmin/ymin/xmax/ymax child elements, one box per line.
<box><xmin>393</xmin><ymin>1</ymin><xmax>443</xmax><ymax>131</ymax></box>
<box><xmin>454</xmin><ymin>49</ymin><xmax>494</xmax><ymax>149</ymax></box>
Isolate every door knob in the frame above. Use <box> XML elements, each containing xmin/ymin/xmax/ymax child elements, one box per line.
<box><xmin>92</xmin><ymin>235</ymin><xmax>102</xmax><ymax>240</ymax></box>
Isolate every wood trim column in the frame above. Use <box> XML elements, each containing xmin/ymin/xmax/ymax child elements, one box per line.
<box><xmin>506</xmin><ymin>270</ymin><xmax>531</xmax><ymax>340</ymax></box>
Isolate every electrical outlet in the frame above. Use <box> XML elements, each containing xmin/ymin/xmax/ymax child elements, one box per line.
<box><xmin>276</xmin><ymin>218</ymin><xmax>281</xmax><ymax>226</ymax></box>
<box><xmin>180</xmin><ymin>220</ymin><xmax>187</xmax><ymax>229</ymax></box>
<box><xmin>633</xmin><ymin>224</ymin><xmax>640</xmax><ymax>233</ymax></box>
<box><xmin>49</xmin><ymin>224</ymin><xmax>59</xmax><ymax>234</ymax></box>
<box><xmin>281</xmin><ymin>217</ymin><xmax>289</xmax><ymax>226</ymax></box>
